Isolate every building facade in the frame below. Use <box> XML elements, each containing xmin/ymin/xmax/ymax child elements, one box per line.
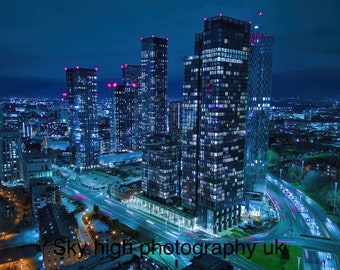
<box><xmin>121</xmin><ymin>64</ymin><xmax>142</xmax><ymax>150</ymax></box>
<box><xmin>140</xmin><ymin>37</ymin><xmax>168</xmax><ymax>139</ymax></box>
<box><xmin>168</xmin><ymin>101</ymin><xmax>182</xmax><ymax>139</ymax></box>
<box><xmin>142</xmin><ymin>134</ymin><xmax>179</xmax><ymax>204</ymax></box>
<box><xmin>0</xmin><ymin>129</ymin><xmax>24</xmax><ymax>185</ymax></box>
<box><xmin>38</xmin><ymin>203</ymin><xmax>83</xmax><ymax>270</ymax></box>
<box><xmin>181</xmin><ymin>15</ymin><xmax>250</xmax><ymax>233</ymax></box>
<box><xmin>244</xmin><ymin>33</ymin><xmax>274</xmax><ymax>201</ymax></box>
<box><xmin>66</xmin><ymin>67</ymin><xmax>99</xmax><ymax>170</ymax></box>
<box><xmin>23</xmin><ymin>153</ymin><xmax>53</xmax><ymax>191</ymax></box>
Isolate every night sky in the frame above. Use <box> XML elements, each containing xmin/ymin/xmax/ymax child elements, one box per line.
<box><xmin>1</xmin><ymin>0</ymin><xmax>340</xmax><ymax>100</ymax></box>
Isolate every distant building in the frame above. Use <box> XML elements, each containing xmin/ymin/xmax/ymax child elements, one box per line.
<box><xmin>244</xmin><ymin>32</ymin><xmax>274</xmax><ymax>202</ymax></box>
<box><xmin>140</xmin><ymin>37</ymin><xmax>168</xmax><ymax>140</ymax></box>
<box><xmin>142</xmin><ymin>134</ymin><xmax>179</xmax><ymax>204</ymax></box>
<box><xmin>66</xmin><ymin>67</ymin><xmax>99</xmax><ymax>170</ymax></box>
<box><xmin>0</xmin><ymin>103</ymin><xmax>3</xmax><ymax>129</ymax></box>
<box><xmin>168</xmin><ymin>101</ymin><xmax>182</xmax><ymax>139</ymax></box>
<box><xmin>109</xmin><ymin>82</ymin><xmax>139</xmax><ymax>152</ymax></box>
<box><xmin>0</xmin><ymin>129</ymin><xmax>24</xmax><ymax>185</ymax></box>
<box><xmin>38</xmin><ymin>203</ymin><xmax>83</xmax><ymax>270</ymax></box>
<box><xmin>121</xmin><ymin>64</ymin><xmax>142</xmax><ymax>150</ymax></box>
<box><xmin>181</xmin><ymin>15</ymin><xmax>250</xmax><ymax>233</ymax></box>
<box><xmin>22</xmin><ymin>122</ymin><xmax>33</xmax><ymax>138</ymax></box>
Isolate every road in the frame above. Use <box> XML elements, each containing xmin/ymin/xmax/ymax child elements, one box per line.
<box><xmin>3</xmin><ymin>166</ymin><xmax>339</xmax><ymax>269</ymax></box>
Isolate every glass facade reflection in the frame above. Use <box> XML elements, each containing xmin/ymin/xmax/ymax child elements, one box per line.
<box><xmin>244</xmin><ymin>33</ymin><xmax>274</xmax><ymax>200</ymax></box>
<box><xmin>182</xmin><ymin>15</ymin><xmax>250</xmax><ymax>233</ymax></box>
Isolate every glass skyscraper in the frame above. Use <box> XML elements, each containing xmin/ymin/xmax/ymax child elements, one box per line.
<box><xmin>66</xmin><ymin>67</ymin><xmax>99</xmax><ymax>170</ymax></box>
<box><xmin>182</xmin><ymin>15</ymin><xmax>250</xmax><ymax>233</ymax></box>
<box><xmin>121</xmin><ymin>64</ymin><xmax>141</xmax><ymax>150</ymax></box>
<box><xmin>142</xmin><ymin>134</ymin><xmax>179</xmax><ymax>204</ymax></box>
<box><xmin>140</xmin><ymin>36</ymin><xmax>168</xmax><ymax>139</ymax></box>
<box><xmin>244</xmin><ymin>33</ymin><xmax>274</xmax><ymax>201</ymax></box>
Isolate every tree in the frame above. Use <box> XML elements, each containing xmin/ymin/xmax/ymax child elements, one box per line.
<box><xmin>281</xmin><ymin>245</ymin><xmax>289</xmax><ymax>260</ymax></box>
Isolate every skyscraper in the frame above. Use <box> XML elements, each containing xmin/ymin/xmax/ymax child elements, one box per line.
<box><xmin>121</xmin><ymin>64</ymin><xmax>141</xmax><ymax>150</ymax></box>
<box><xmin>142</xmin><ymin>134</ymin><xmax>179</xmax><ymax>204</ymax></box>
<box><xmin>182</xmin><ymin>15</ymin><xmax>250</xmax><ymax>233</ymax></box>
<box><xmin>109</xmin><ymin>65</ymin><xmax>141</xmax><ymax>152</ymax></box>
<box><xmin>244</xmin><ymin>32</ymin><xmax>274</xmax><ymax>202</ymax></box>
<box><xmin>140</xmin><ymin>36</ymin><xmax>168</xmax><ymax>139</ymax></box>
<box><xmin>66</xmin><ymin>67</ymin><xmax>99</xmax><ymax>170</ymax></box>
<box><xmin>0</xmin><ymin>129</ymin><xmax>24</xmax><ymax>185</ymax></box>
<box><xmin>109</xmin><ymin>82</ymin><xmax>137</xmax><ymax>152</ymax></box>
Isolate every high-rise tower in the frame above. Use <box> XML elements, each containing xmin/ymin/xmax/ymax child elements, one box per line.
<box><xmin>181</xmin><ymin>15</ymin><xmax>250</xmax><ymax>233</ymax></box>
<box><xmin>121</xmin><ymin>64</ymin><xmax>141</xmax><ymax>150</ymax></box>
<box><xmin>0</xmin><ymin>129</ymin><xmax>23</xmax><ymax>185</ymax></box>
<box><xmin>244</xmin><ymin>32</ymin><xmax>274</xmax><ymax>202</ymax></box>
<box><xmin>142</xmin><ymin>134</ymin><xmax>180</xmax><ymax>204</ymax></box>
<box><xmin>66</xmin><ymin>67</ymin><xmax>99</xmax><ymax>170</ymax></box>
<box><xmin>140</xmin><ymin>36</ymin><xmax>168</xmax><ymax>139</ymax></box>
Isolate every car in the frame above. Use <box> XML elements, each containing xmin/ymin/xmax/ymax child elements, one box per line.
<box><xmin>327</xmin><ymin>254</ymin><xmax>331</xmax><ymax>260</ymax></box>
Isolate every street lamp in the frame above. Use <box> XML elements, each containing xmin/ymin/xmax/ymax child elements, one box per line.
<box><xmin>280</xmin><ymin>168</ymin><xmax>283</xmax><ymax>180</ymax></box>
<box><xmin>334</xmin><ymin>182</ymin><xmax>338</xmax><ymax>216</ymax></box>
<box><xmin>297</xmin><ymin>255</ymin><xmax>301</xmax><ymax>270</ymax></box>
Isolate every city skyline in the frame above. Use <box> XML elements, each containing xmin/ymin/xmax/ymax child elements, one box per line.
<box><xmin>1</xmin><ymin>0</ymin><xmax>340</xmax><ymax>100</ymax></box>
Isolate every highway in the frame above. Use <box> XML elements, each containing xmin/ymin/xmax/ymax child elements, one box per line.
<box><xmin>59</xmin><ymin>168</ymin><xmax>340</xmax><ymax>269</ymax></box>
<box><xmin>3</xmin><ymin>166</ymin><xmax>339</xmax><ymax>269</ymax></box>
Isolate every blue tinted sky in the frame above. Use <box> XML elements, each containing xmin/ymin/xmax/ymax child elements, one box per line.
<box><xmin>1</xmin><ymin>0</ymin><xmax>339</xmax><ymax>99</ymax></box>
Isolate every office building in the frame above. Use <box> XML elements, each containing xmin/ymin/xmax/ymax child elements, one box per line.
<box><xmin>244</xmin><ymin>32</ymin><xmax>274</xmax><ymax>202</ymax></box>
<box><xmin>142</xmin><ymin>134</ymin><xmax>179</xmax><ymax>204</ymax></box>
<box><xmin>140</xmin><ymin>36</ymin><xmax>168</xmax><ymax>139</ymax></box>
<box><xmin>181</xmin><ymin>15</ymin><xmax>250</xmax><ymax>233</ymax></box>
<box><xmin>65</xmin><ymin>67</ymin><xmax>99</xmax><ymax>170</ymax></box>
